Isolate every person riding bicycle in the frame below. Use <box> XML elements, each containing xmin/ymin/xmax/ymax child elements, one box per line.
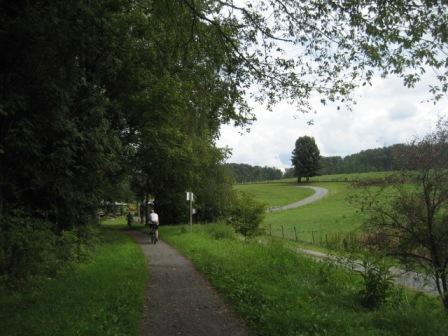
<box><xmin>126</xmin><ymin>211</ymin><xmax>133</xmax><ymax>229</ymax></box>
<box><xmin>149</xmin><ymin>209</ymin><xmax>159</xmax><ymax>243</ymax></box>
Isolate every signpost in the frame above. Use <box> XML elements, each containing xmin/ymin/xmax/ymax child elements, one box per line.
<box><xmin>186</xmin><ymin>191</ymin><xmax>194</xmax><ymax>231</ymax></box>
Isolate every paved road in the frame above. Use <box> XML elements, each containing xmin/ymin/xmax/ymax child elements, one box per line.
<box><xmin>126</xmin><ymin>231</ymin><xmax>249</xmax><ymax>336</ymax></box>
<box><xmin>269</xmin><ymin>186</ymin><xmax>328</xmax><ymax>212</ymax></box>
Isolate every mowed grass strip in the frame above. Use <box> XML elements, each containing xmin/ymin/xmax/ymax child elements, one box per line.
<box><xmin>162</xmin><ymin>224</ymin><xmax>448</xmax><ymax>336</ymax></box>
<box><xmin>0</xmin><ymin>229</ymin><xmax>148</xmax><ymax>336</ymax></box>
<box><xmin>234</xmin><ymin>182</ymin><xmax>314</xmax><ymax>207</ymax></box>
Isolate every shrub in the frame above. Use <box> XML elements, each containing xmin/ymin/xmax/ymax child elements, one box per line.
<box><xmin>0</xmin><ymin>209</ymin><xmax>99</xmax><ymax>286</ymax></box>
<box><xmin>0</xmin><ymin>210</ymin><xmax>58</xmax><ymax>284</ymax></box>
<box><xmin>358</xmin><ymin>257</ymin><xmax>393</xmax><ymax>309</ymax></box>
<box><xmin>227</xmin><ymin>191</ymin><xmax>265</xmax><ymax>238</ymax></box>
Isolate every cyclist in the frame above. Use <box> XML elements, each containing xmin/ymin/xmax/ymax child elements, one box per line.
<box><xmin>149</xmin><ymin>209</ymin><xmax>159</xmax><ymax>243</ymax></box>
<box><xmin>126</xmin><ymin>211</ymin><xmax>133</xmax><ymax>229</ymax></box>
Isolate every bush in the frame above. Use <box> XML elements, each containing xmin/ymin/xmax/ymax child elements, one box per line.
<box><xmin>0</xmin><ymin>209</ymin><xmax>99</xmax><ymax>286</ymax></box>
<box><xmin>358</xmin><ymin>257</ymin><xmax>393</xmax><ymax>309</ymax></box>
<box><xmin>227</xmin><ymin>191</ymin><xmax>265</xmax><ymax>238</ymax></box>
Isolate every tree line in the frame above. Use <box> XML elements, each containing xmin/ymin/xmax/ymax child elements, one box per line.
<box><xmin>232</xmin><ymin>142</ymin><xmax>438</xmax><ymax>183</ymax></box>
<box><xmin>226</xmin><ymin>163</ymin><xmax>283</xmax><ymax>183</ymax></box>
<box><xmin>319</xmin><ymin>144</ymin><xmax>407</xmax><ymax>175</ymax></box>
<box><xmin>283</xmin><ymin>143</ymin><xmax>411</xmax><ymax>179</ymax></box>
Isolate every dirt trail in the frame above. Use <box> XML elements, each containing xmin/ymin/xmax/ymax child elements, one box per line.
<box><xmin>126</xmin><ymin>230</ymin><xmax>249</xmax><ymax>336</ymax></box>
<box><xmin>269</xmin><ymin>186</ymin><xmax>328</xmax><ymax>212</ymax></box>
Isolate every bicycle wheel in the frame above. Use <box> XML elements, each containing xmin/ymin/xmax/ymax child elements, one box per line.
<box><xmin>150</xmin><ymin>230</ymin><xmax>156</xmax><ymax>244</ymax></box>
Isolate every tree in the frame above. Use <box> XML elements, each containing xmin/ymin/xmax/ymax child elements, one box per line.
<box><xmin>227</xmin><ymin>191</ymin><xmax>265</xmax><ymax>238</ymax></box>
<box><xmin>356</xmin><ymin>120</ymin><xmax>448</xmax><ymax>309</ymax></box>
<box><xmin>180</xmin><ymin>0</ymin><xmax>448</xmax><ymax>110</ymax></box>
<box><xmin>291</xmin><ymin>136</ymin><xmax>320</xmax><ymax>182</ymax></box>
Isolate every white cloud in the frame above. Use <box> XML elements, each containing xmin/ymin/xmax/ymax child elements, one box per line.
<box><xmin>388</xmin><ymin>102</ymin><xmax>417</xmax><ymax>120</ymax></box>
<box><xmin>218</xmin><ymin>75</ymin><xmax>448</xmax><ymax>169</ymax></box>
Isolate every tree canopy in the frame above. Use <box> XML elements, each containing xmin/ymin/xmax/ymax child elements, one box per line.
<box><xmin>319</xmin><ymin>144</ymin><xmax>407</xmax><ymax>175</ymax></box>
<box><xmin>226</xmin><ymin>163</ymin><xmax>283</xmax><ymax>183</ymax></box>
<box><xmin>291</xmin><ymin>136</ymin><xmax>320</xmax><ymax>182</ymax></box>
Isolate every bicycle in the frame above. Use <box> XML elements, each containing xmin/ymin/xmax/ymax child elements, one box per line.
<box><xmin>149</xmin><ymin>223</ymin><xmax>158</xmax><ymax>244</ymax></box>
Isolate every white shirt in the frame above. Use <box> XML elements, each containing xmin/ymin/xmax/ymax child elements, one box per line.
<box><xmin>150</xmin><ymin>212</ymin><xmax>159</xmax><ymax>224</ymax></box>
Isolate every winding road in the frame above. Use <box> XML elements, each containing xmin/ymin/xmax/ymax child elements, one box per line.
<box><xmin>269</xmin><ymin>186</ymin><xmax>328</xmax><ymax>212</ymax></box>
<box><xmin>266</xmin><ymin>185</ymin><xmax>439</xmax><ymax>295</ymax></box>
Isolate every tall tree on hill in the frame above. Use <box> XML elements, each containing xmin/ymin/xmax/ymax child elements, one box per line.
<box><xmin>291</xmin><ymin>136</ymin><xmax>320</xmax><ymax>183</ymax></box>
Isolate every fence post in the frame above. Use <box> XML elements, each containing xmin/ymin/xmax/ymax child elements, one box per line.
<box><xmin>281</xmin><ymin>225</ymin><xmax>284</xmax><ymax>239</ymax></box>
<box><xmin>294</xmin><ymin>226</ymin><xmax>298</xmax><ymax>242</ymax></box>
<box><xmin>269</xmin><ymin>223</ymin><xmax>272</xmax><ymax>236</ymax></box>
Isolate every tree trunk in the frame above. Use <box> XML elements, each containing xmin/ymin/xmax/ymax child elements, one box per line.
<box><xmin>440</xmin><ymin>273</ymin><xmax>448</xmax><ymax>310</ymax></box>
<box><xmin>144</xmin><ymin>192</ymin><xmax>149</xmax><ymax>226</ymax></box>
<box><xmin>306</xmin><ymin>176</ymin><xmax>310</xmax><ymax>182</ymax></box>
<box><xmin>297</xmin><ymin>176</ymin><xmax>301</xmax><ymax>183</ymax></box>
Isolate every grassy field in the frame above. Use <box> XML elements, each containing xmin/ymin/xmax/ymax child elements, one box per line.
<box><xmin>162</xmin><ymin>224</ymin><xmax>448</xmax><ymax>336</ymax></box>
<box><xmin>237</xmin><ymin>176</ymin><xmax>364</xmax><ymax>246</ymax></box>
<box><xmin>0</xmin><ymin>228</ymin><xmax>148</xmax><ymax>336</ymax></box>
<box><xmin>234</xmin><ymin>182</ymin><xmax>314</xmax><ymax>207</ymax></box>
<box><xmin>264</xmin><ymin>182</ymin><xmax>363</xmax><ymax>243</ymax></box>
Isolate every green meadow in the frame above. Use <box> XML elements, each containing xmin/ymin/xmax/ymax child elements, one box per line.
<box><xmin>236</xmin><ymin>177</ymin><xmax>364</xmax><ymax>245</ymax></box>
<box><xmin>234</xmin><ymin>181</ymin><xmax>314</xmax><ymax>207</ymax></box>
<box><xmin>265</xmin><ymin>182</ymin><xmax>363</xmax><ymax>243</ymax></box>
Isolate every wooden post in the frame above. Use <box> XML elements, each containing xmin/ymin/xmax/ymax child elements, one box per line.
<box><xmin>269</xmin><ymin>223</ymin><xmax>272</xmax><ymax>236</ymax></box>
<box><xmin>281</xmin><ymin>225</ymin><xmax>284</xmax><ymax>239</ymax></box>
<box><xmin>189</xmin><ymin>194</ymin><xmax>193</xmax><ymax>232</ymax></box>
<box><xmin>294</xmin><ymin>226</ymin><xmax>298</xmax><ymax>242</ymax></box>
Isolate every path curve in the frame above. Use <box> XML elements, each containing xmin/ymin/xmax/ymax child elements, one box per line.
<box><xmin>126</xmin><ymin>230</ymin><xmax>249</xmax><ymax>336</ymax></box>
<box><xmin>269</xmin><ymin>186</ymin><xmax>328</xmax><ymax>212</ymax></box>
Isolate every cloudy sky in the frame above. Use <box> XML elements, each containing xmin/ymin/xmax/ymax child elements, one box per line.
<box><xmin>217</xmin><ymin>75</ymin><xmax>448</xmax><ymax>170</ymax></box>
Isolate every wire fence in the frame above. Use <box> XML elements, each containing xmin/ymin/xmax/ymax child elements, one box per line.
<box><xmin>267</xmin><ymin>224</ymin><xmax>372</xmax><ymax>252</ymax></box>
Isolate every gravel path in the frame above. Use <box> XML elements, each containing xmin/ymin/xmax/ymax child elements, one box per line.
<box><xmin>126</xmin><ymin>230</ymin><xmax>249</xmax><ymax>336</ymax></box>
<box><xmin>295</xmin><ymin>248</ymin><xmax>439</xmax><ymax>295</ymax></box>
<box><xmin>269</xmin><ymin>186</ymin><xmax>328</xmax><ymax>212</ymax></box>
